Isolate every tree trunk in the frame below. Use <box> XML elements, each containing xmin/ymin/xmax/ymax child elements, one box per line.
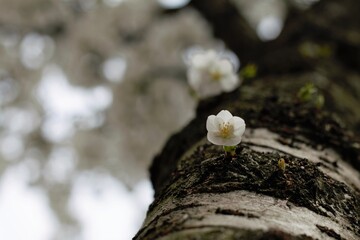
<box><xmin>134</xmin><ymin>0</ymin><xmax>360</xmax><ymax>239</ymax></box>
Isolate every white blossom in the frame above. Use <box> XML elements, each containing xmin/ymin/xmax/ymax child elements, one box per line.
<box><xmin>186</xmin><ymin>49</ymin><xmax>240</xmax><ymax>98</ymax></box>
<box><xmin>206</xmin><ymin>110</ymin><xmax>245</xmax><ymax>146</ymax></box>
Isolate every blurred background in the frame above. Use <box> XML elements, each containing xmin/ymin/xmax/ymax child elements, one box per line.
<box><xmin>0</xmin><ymin>0</ymin><xmax>319</xmax><ymax>239</ymax></box>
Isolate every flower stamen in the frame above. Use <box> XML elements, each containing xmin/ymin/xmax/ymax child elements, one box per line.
<box><xmin>219</xmin><ymin>122</ymin><xmax>233</xmax><ymax>138</ymax></box>
<box><xmin>210</xmin><ymin>70</ymin><xmax>222</xmax><ymax>81</ymax></box>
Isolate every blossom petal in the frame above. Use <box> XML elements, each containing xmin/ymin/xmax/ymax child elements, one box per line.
<box><xmin>220</xmin><ymin>74</ymin><xmax>239</xmax><ymax>92</ymax></box>
<box><xmin>192</xmin><ymin>50</ymin><xmax>217</xmax><ymax>69</ymax></box>
<box><xmin>183</xmin><ymin>46</ymin><xmax>203</xmax><ymax>66</ymax></box>
<box><xmin>223</xmin><ymin>136</ymin><xmax>242</xmax><ymax>146</ymax></box>
<box><xmin>207</xmin><ymin>132</ymin><xmax>226</xmax><ymax>145</ymax></box>
<box><xmin>187</xmin><ymin>69</ymin><xmax>202</xmax><ymax>89</ymax></box>
<box><xmin>208</xmin><ymin>132</ymin><xmax>242</xmax><ymax>146</ymax></box>
<box><xmin>206</xmin><ymin>115</ymin><xmax>219</xmax><ymax>132</ymax></box>
<box><xmin>230</xmin><ymin>116</ymin><xmax>244</xmax><ymax>134</ymax></box>
<box><xmin>198</xmin><ymin>80</ymin><xmax>223</xmax><ymax>98</ymax></box>
<box><xmin>214</xmin><ymin>115</ymin><xmax>224</xmax><ymax>129</ymax></box>
<box><xmin>205</xmin><ymin>50</ymin><xmax>217</xmax><ymax>61</ymax></box>
<box><xmin>230</xmin><ymin>117</ymin><xmax>245</xmax><ymax>130</ymax></box>
<box><xmin>220</xmin><ymin>50</ymin><xmax>240</xmax><ymax>71</ymax></box>
<box><xmin>233</xmin><ymin>127</ymin><xmax>246</xmax><ymax>137</ymax></box>
<box><xmin>218</xmin><ymin>59</ymin><xmax>233</xmax><ymax>74</ymax></box>
<box><xmin>216</xmin><ymin>110</ymin><xmax>233</xmax><ymax>121</ymax></box>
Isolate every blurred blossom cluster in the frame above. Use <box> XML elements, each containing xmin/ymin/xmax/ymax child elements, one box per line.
<box><xmin>0</xmin><ymin>0</ymin><xmax>216</xmax><ymax>239</ymax></box>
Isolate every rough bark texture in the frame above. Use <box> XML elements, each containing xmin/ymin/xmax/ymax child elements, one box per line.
<box><xmin>134</xmin><ymin>0</ymin><xmax>360</xmax><ymax>239</ymax></box>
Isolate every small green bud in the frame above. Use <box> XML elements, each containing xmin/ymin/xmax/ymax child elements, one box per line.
<box><xmin>298</xmin><ymin>41</ymin><xmax>333</xmax><ymax>58</ymax></box>
<box><xmin>315</xmin><ymin>94</ymin><xmax>325</xmax><ymax>109</ymax></box>
<box><xmin>223</xmin><ymin>145</ymin><xmax>237</xmax><ymax>157</ymax></box>
<box><xmin>278</xmin><ymin>158</ymin><xmax>286</xmax><ymax>172</ymax></box>
<box><xmin>241</xmin><ymin>64</ymin><xmax>257</xmax><ymax>79</ymax></box>
<box><xmin>297</xmin><ymin>83</ymin><xmax>316</xmax><ymax>102</ymax></box>
<box><xmin>297</xmin><ymin>83</ymin><xmax>325</xmax><ymax>109</ymax></box>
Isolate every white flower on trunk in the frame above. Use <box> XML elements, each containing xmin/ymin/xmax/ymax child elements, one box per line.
<box><xmin>186</xmin><ymin>49</ymin><xmax>240</xmax><ymax>98</ymax></box>
<box><xmin>206</xmin><ymin>110</ymin><xmax>246</xmax><ymax>146</ymax></box>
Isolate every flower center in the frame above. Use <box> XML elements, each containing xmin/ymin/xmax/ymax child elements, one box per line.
<box><xmin>210</xmin><ymin>70</ymin><xmax>222</xmax><ymax>81</ymax></box>
<box><xmin>219</xmin><ymin>122</ymin><xmax>233</xmax><ymax>138</ymax></box>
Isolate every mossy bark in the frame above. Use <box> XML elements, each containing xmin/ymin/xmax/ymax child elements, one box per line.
<box><xmin>134</xmin><ymin>0</ymin><xmax>360</xmax><ymax>239</ymax></box>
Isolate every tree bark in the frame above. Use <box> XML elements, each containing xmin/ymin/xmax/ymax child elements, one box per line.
<box><xmin>134</xmin><ymin>0</ymin><xmax>360</xmax><ymax>239</ymax></box>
